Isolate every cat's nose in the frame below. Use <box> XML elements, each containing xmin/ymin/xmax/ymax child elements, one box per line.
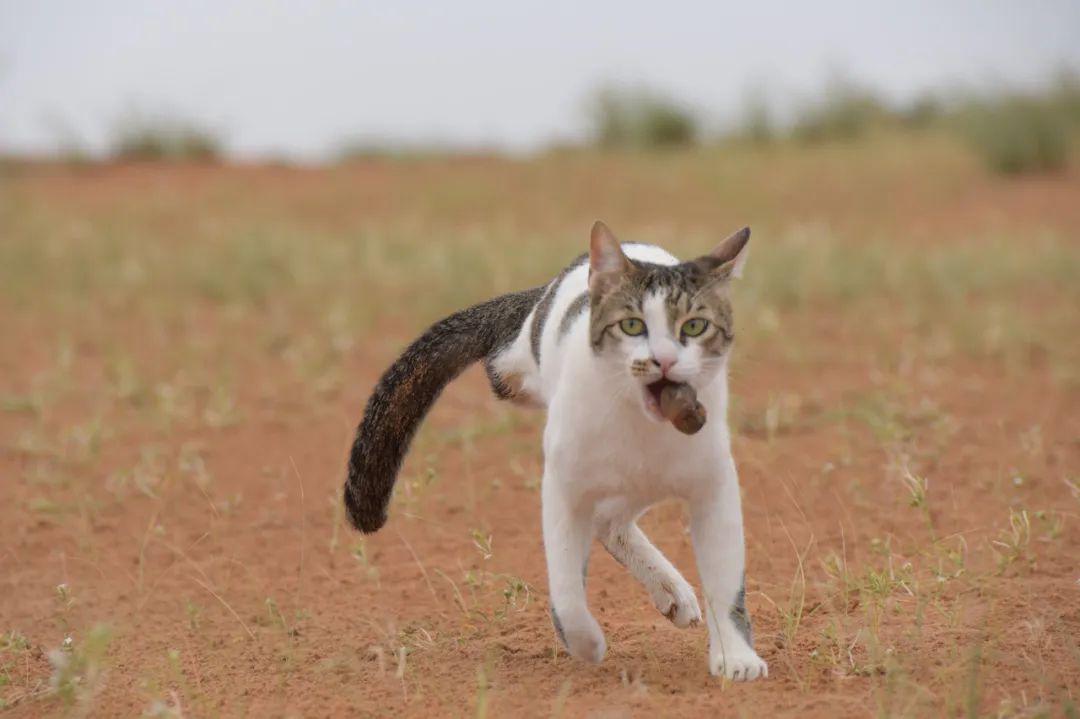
<box><xmin>652</xmin><ymin>357</ymin><xmax>677</xmax><ymax>376</ymax></box>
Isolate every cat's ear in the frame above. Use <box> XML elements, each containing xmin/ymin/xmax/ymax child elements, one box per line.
<box><xmin>696</xmin><ymin>226</ymin><xmax>750</xmax><ymax>281</ymax></box>
<box><xmin>589</xmin><ymin>221</ymin><xmax>631</xmax><ymax>294</ymax></box>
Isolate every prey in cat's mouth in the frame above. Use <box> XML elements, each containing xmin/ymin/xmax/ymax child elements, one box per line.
<box><xmin>643</xmin><ymin>377</ymin><xmax>678</xmax><ymax>420</ymax></box>
<box><xmin>643</xmin><ymin>378</ymin><xmax>709</xmax><ymax>434</ymax></box>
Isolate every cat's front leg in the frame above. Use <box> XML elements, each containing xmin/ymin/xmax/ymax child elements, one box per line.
<box><xmin>598</xmin><ymin>515</ymin><xmax>701</xmax><ymax>628</ymax></box>
<box><xmin>542</xmin><ymin>471</ymin><xmax>605</xmax><ymax>663</ymax></box>
<box><xmin>689</xmin><ymin>459</ymin><xmax>767</xmax><ymax>682</ymax></box>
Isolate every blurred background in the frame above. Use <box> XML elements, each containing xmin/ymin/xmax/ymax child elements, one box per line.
<box><xmin>1</xmin><ymin>3</ymin><xmax>1079</xmax><ymax>717</ymax></box>
<box><xmin>3</xmin><ymin>1</ymin><xmax>1080</xmax><ymax>167</ymax></box>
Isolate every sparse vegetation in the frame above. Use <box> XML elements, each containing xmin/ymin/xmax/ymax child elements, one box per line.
<box><xmin>47</xmin><ymin>624</ymin><xmax>113</xmax><ymax>712</ymax></box>
<box><xmin>581</xmin><ymin>69</ymin><xmax>1080</xmax><ymax>176</ymax></box>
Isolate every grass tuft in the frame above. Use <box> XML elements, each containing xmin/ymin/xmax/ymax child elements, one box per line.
<box><xmin>47</xmin><ymin>624</ymin><xmax>112</xmax><ymax>711</ymax></box>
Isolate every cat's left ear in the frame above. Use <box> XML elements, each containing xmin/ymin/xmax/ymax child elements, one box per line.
<box><xmin>696</xmin><ymin>226</ymin><xmax>750</xmax><ymax>280</ymax></box>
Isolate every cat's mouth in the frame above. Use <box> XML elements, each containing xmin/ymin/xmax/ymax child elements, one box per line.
<box><xmin>642</xmin><ymin>378</ymin><xmax>677</xmax><ymax>420</ymax></box>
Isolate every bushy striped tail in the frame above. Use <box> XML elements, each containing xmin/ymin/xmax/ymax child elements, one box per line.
<box><xmin>344</xmin><ymin>287</ymin><xmax>542</xmax><ymax>533</ymax></box>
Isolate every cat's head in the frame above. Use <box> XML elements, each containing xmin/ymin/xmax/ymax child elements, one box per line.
<box><xmin>587</xmin><ymin>221</ymin><xmax>749</xmax><ymax>422</ymax></box>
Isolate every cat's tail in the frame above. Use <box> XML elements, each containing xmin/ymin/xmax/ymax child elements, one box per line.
<box><xmin>344</xmin><ymin>286</ymin><xmax>543</xmax><ymax>533</ymax></box>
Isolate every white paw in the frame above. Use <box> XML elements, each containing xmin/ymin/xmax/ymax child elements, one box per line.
<box><xmin>652</xmin><ymin>579</ymin><xmax>702</xmax><ymax>628</ymax></box>
<box><xmin>559</xmin><ymin>609</ymin><xmax>607</xmax><ymax>664</ymax></box>
<box><xmin>710</xmin><ymin>645</ymin><xmax>768</xmax><ymax>681</ymax></box>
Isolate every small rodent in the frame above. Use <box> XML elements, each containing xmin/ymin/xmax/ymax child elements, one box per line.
<box><xmin>658</xmin><ymin>382</ymin><xmax>707</xmax><ymax>435</ymax></box>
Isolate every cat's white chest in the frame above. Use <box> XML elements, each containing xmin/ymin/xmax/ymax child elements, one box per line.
<box><xmin>544</xmin><ymin>385</ymin><xmax>727</xmax><ymax>504</ymax></box>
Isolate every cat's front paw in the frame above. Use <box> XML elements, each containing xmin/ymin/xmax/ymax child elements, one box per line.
<box><xmin>553</xmin><ymin>607</ymin><xmax>607</xmax><ymax>664</ymax></box>
<box><xmin>709</xmin><ymin>645</ymin><xmax>768</xmax><ymax>681</ymax></box>
<box><xmin>652</xmin><ymin>579</ymin><xmax>701</xmax><ymax>628</ymax></box>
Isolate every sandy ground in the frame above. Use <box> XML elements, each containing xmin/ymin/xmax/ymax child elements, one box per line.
<box><xmin>1</xmin><ymin>155</ymin><xmax>1078</xmax><ymax>717</ymax></box>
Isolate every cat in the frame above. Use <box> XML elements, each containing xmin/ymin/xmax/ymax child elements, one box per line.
<box><xmin>344</xmin><ymin>221</ymin><xmax>767</xmax><ymax>681</ymax></box>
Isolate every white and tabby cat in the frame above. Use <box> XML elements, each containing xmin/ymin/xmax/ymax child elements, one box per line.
<box><xmin>345</xmin><ymin>222</ymin><xmax>767</xmax><ymax>681</ymax></box>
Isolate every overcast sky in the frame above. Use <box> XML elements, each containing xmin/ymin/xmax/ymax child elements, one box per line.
<box><xmin>2</xmin><ymin>1</ymin><xmax>1079</xmax><ymax>160</ymax></box>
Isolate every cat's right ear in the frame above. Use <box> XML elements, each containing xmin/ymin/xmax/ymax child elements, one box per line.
<box><xmin>589</xmin><ymin>221</ymin><xmax>630</xmax><ymax>295</ymax></box>
<box><xmin>695</xmin><ymin>226</ymin><xmax>751</xmax><ymax>281</ymax></box>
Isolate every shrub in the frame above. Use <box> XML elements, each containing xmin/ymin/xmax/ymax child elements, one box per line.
<box><xmin>334</xmin><ymin>139</ymin><xmax>466</xmax><ymax>163</ymax></box>
<box><xmin>791</xmin><ymin>74</ymin><xmax>888</xmax><ymax>143</ymax></box>
<box><xmin>737</xmin><ymin>90</ymin><xmax>776</xmax><ymax>145</ymax></box>
<box><xmin>958</xmin><ymin>96</ymin><xmax>1069</xmax><ymax>175</ymax></box>
<box><xmin>110</xmin><ymin>111</ymin><xmax>223</xmax><ymax>162</ymax></box>
<box><xmin>898</xmin><ymin>92</ymin><xmax>947</xmax><ymax>129</ymax></box>
<box><xmin>587</xmin><ymin>85</ymin><xmax>698</xmax><ymax>149</ymax></box>
<box><xmin>1049</xmin><ymin>67</ymin><xmax>1080</xmax><ymax>125</ymax></box>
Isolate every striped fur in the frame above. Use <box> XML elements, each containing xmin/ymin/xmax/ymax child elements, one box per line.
<box><xmin>344</xmin><ymin>286</ymin><xmax>543</xmax><ymax>533</ymax></box>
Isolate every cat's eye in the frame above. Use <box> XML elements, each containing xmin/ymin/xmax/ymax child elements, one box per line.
<box><xmin>619</xmin><ymin>318</ymin><xmax>646</xmax><ymax>336</ymax></box>
<box><xmin>681</xmin><ymin>318</ymin><xmax>709</xmax><ymax>337</ymax></box>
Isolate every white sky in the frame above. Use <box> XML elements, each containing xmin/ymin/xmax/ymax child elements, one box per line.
<box><xmin>2</xmin><ymin>0</ymin><xmax>1079</xmax><ymax>160</ymax></box>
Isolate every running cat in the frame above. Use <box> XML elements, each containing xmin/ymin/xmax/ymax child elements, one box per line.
<box><xmin>344</xmin><ymin>222</ymin><xmax>767</xmax><ymax>681</ymax></box>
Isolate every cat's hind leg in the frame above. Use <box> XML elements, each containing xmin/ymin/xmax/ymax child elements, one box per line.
<box><xmin>542</xmin><ymin>473</ymin><xmax>606</xmax><ymax>663</ymax></box>
<box><xmin>597</xmin><ymin>503</ymin><xmax>702</xmax><ymax>629</ymax></box>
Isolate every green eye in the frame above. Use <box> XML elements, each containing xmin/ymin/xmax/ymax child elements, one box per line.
<box><xmin>619</xmin><ymin>318</ymin><xmax>646</xmax><ymax>336</ymax></box>
<box><xmin>681</xmin><ymin>318</ymin><xmax>709</xmax><ymax>337</ymax></box>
